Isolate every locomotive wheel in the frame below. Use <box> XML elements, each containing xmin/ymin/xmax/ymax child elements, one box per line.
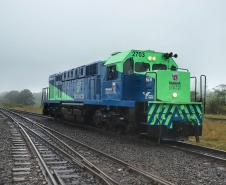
<box><xmin>93</xmin><ymin>110</ymin><xmax>104</xmax><ymax>127</ymax></box>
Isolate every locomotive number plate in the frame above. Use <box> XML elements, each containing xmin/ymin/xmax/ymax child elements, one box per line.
<box><xmin>132</xmin><ymin>51</ymin><xmax>145</xmax><ymax>57</ymax></box>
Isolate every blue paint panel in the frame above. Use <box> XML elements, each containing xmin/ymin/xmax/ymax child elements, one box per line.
<box><xmin>84</xmin><ymin>100</ymin><xmax>135</xmax><ymax>107</ymax></box>
<box><xmin>45</xmin><ymin>99</ymin><xmax>135</xmax><ymax>108</ymax></box>
<box><xmin>46</xmin><ymin>61</ymin><xmax>154</xmax><ymax>108</ymax></box>
<box><xmin>102</xmin><ymin>79</ymin><xmax>123</xmax><ymax>100</ymax></box>
<box><xmin>122</xmin><ymin>74</ymin><xmax>155</xmax><ymax>101</ymax></box>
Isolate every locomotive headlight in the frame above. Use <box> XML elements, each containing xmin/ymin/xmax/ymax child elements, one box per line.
<box><xmin>172</xmin><ymin>92</ymin><xmax>178</xmax><ymax>98</ymax></box>
<box><xmin>148</xmin><ymin>56</ymin><xmax>156</xmax><ymax>61</ymax></box>
<box><xmin>148</xmin><ymin>56</ymin><xmax>153</xmax><ymax>61</ymax></box>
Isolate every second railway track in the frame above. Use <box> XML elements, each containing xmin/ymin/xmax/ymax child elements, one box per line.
<box><xmin>1</xmin><ymin>108</ymin><xmax>174</xmax><ymax>185</ymax></box>
<box><xmin>163</xmin><ymin>140</ymin><xmax>226</xmax><ymax>163</ymax></box>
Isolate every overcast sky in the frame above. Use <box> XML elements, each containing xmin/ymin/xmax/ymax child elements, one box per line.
<box><xmin>0</xmin><ymin>0</ymin><xmax>225</xmax><ymax>92</ymax></box>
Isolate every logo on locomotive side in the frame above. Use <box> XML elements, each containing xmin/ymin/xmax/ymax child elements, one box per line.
<box><xmin>172</xmin><ymin>74</ymin><xmax>178</xmax><ymax>81</ymax></box>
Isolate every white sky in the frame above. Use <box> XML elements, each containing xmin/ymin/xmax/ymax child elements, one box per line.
<box><xmin>0</xmin><ymin>0</ymin><xmax>225</xmax><ymax>92</ymax></box>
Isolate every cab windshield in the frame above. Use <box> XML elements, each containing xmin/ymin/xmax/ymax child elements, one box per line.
<box><xmin>135</xmin><ymin>62</ymin><xmax>150</xmax><ymax>72</ymax></box>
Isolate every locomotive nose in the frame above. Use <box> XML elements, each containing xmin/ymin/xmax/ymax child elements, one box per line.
<box><xmin>154</xmin><ymin>70</ymin><xmax>190</xmax><ymax>103</ymax></box>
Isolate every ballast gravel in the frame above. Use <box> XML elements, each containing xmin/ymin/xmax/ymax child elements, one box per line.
<box><xmin>0</xmin><ymin>114</ymin><xmax>13</xmax><ymax>185</ymax></box>
<box><xmin>28</xmin><ymin>116</ymin><xmax>226</xmax><ymax>185</ymax></box>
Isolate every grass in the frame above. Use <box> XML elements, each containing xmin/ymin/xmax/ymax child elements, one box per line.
<box><xmin>205</xmin><ymin>114</ymin><xmax>226</xmax><ymax>120</ymax></box>
<box><xmin>1</xmin><ymin>104</ymin><xmax>42</xmax><ymax>114</ymax></box>
<box><xmin>13</xmin><ymin>105</ymin><xmax>42</xmax><ymax>114</ymax></box>
<box><xmin>189</xmin><ymin>118</ymin><xmax>226</xmax><ymax>151</ymax></box>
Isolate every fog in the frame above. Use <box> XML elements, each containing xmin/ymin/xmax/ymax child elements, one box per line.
<box><xmin>0</xmin><ymin>0</ymin><xmax>225</xmax><ymax>92</ymax></box>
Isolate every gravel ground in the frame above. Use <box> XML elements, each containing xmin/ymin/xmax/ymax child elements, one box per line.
<box><xmin>27</xmin><ymin>116</ymin><xmax>226</xmax><ymax>185</ymax></box>
<box><xmin>0</xmin><ymin>114</ymin><xmax>13</xmax><ymax>185</ymax></box>
<box><xmin>1</xmin><ymin>111</ymin><xmax>105</xmax><ymax>185</ymax></box>
<box><xmin>0</xmin><ymin>112</ymin><xmax>48</xmax><ymax>185</ymax></box>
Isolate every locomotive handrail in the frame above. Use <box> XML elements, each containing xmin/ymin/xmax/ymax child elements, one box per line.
<box><xmin>145</xmin><ymin>71</ymin><xmax>157</xmax><ymax>101</ymax></box>
<box><xmin>190</xmin><ymin>76</ymin><xmax>197</xmax><ymax>102</ymax></box>
<box><xmin>41</xmin><ymin>87</ymin><xmax>49</xmax><ymax>105</ymax></box>
<box><xmin>200</xmin><ymin>75</ymin><xmax>207</xmax><ymax>113</ymax></box>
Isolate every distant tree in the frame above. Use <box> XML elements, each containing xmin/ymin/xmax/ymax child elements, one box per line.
<box><xmin>18</xmin><ymin>89</ymin><xmax>35</xmax><ymax>105</ymax></box>
<box><xmin>32</xmin><ymin>92</ymin><xmax>42</xmax><ymax>105</ymax></box>
<box><xmin>206</xmin><ymin>96</ymin><xmax>222</xmax><ymax>114</ymax></box>
<box><xmin>4</xmin><ymin>90</ymin><xmax>20</xmax><ymax>104</ymax></box>
<box><xmin>213</xmin><ymin>84</ymin><xmax>226</xmax><ymax>105</ymax></box>
<box><xmin>206</xmin><ymin>84</ymin><xmax>226</xmax><ymax>114</ymax></box>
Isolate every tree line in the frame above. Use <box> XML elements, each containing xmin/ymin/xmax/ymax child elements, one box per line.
<box><xmin>191</xmin><ymin>84</ymin><xmax>226</xmax><ymax>114</ymax></box>
<box><xmin>206</xmin><ymin>84</ymin><xmax>226</xmax><ymax>114</ymax></box>
<box><xmin>0</xmin><ymin>89</ymin><xmax>35</xmax><ymax>106</ymax></box>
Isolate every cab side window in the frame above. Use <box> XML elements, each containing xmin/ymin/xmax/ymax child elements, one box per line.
<box><xmin>107</xmin><ymin>65</ymin><xmax>118</xmax><ymax>80</ymax></box>
<box><xmin>123</xmin><ymin>58</ymin><xmax>134</xmax><ymax>75</ymax></box>
<box><xmin>152</xmin><ymin>64</ymin><xmax>167</xmax><ymax>70</ymax></box>
<box><xmin>135</xmin><ymin>62</ymin><xmax>150</xmax><ymax>72</ymax></box>
<box><xmin>170</xmin><ymin>65</ymin><xmax>177</xmax><ymax>71</ymax></box>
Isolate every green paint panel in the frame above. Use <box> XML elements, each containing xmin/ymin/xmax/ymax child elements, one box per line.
<box><xmin>104</xmin><ymin>51</ymin><xmax>131</xmax><ymax>66</ymax></box>
<box><xmin>156</xmin><ymin>70</ymin><xmax>190</xmax><ymax>103</ymax></box>
<box><xmin>104</xmin><ymin>50</ymin><xmax>178</xmax><ymax>74</ymax></box>
<box><xmin>49</xmin><ymin>84</ymin><xmax>74</xmax><ymax>101</ymax></box>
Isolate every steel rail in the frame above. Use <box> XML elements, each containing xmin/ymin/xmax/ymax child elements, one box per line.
<box><xmin>7</xmin><ymin>108</ymin><xmax>175</xmax><ymax>185</ymax></box>
<box><xmin>163</xmin><ymin>141</ymin><xmax>226</xmax><ymax>163</ymax></box>
<box><xmin>8</xmin><ymin>108</ymin><xmax>53</xmax><ymax>119</ymax></box>
<box><xmin>0</xmin><ymin>110</ymin><xmax>59</xmax><ymax>185</ymax></box>
<box><xmin>19</xmin><ymin>122</ymin><xmax>116</xmax><ymax>185</ymax></box>
<box><xmin>6</xmin><ymin>108</ymin><xmax>226</xmax><ymax>181</ymax></box>
<box><xmin>1</xmin><ymin>108</ymin><xmax>117</xmax><ymax>185</ymax></box>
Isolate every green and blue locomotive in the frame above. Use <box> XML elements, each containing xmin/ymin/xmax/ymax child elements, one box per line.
<box><xmin>42</xmin><ymin>50</ymin><xmax>206</xmax><ymax>141</ymax></box>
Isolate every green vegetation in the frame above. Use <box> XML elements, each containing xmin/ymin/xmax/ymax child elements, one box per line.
<box><xmin>205</xmin><ymin>114</ymin><xmax>226</xmax><ymax>120</ymax></box>
<box><xmin>0</xmin><ymin>89</ymin><xmax>42</xmax><ymax>113</ymax></box>
<box><xmin>189</xmin><ymin>118</ymin><xmax>226</xmax><ymax>151</ymax></box>
<box><xmin>0</xmin><ymin>89</ymin><xmax>35</xmax><ymax>105</ymax></box>
<box><xmin>205</xmin><ymin>84</ymin><xmax>226</xmax><ymax>114</ymax></box>
<box><xmin>190</xmin><ymin>85</ymin><xmax>226</xmax><ymax>150</ymax></box>
<box><xmin>10</xmin><ymin>105</ymin><xmax>42</xmax><ymax>114</ymax></box>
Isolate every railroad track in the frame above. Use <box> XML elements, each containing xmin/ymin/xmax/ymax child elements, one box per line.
<box><xmin>1</xmin><ymin>108</ymin><xmax>174</xmax><ymax>185</ymax></box>
<box><xmin>163</xmin><ymin>140</ymin><xmax>226</xmax><ymax>163</ymax></box>
<box><xmin>6</xmin><ymin>109</ymin><xmax>226</xmax><ymax>164</ymax></box>
<box><xmin>7</xmin><ymin>121</ymin><xmax>47</xmax><ymax>184</ymax></box>
<box><xmin>8</xmin><ymin>108</ymin><xmax>53</xmax><ymax>119</ymax></box>
<box><xmin>1</xmin><ymin>109</ymin><xmax>117</xmax><ymax>185</ymax></box>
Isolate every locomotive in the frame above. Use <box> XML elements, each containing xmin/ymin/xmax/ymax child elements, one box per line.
<box><xmin>42</xmin><ymin>50</ymin><xmax>206</xmax><ymax>141</ymax></box>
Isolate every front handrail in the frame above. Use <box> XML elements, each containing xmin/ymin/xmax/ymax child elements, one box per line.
<box><xmin>200</xmin><ymin>75</ymin><xmax>207</xmax><ymax>113</ymax></box>
<box><xmin>41</xmin><ymin>87</ymin><xmax>49</xmax><ymax>105</ymax></box>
